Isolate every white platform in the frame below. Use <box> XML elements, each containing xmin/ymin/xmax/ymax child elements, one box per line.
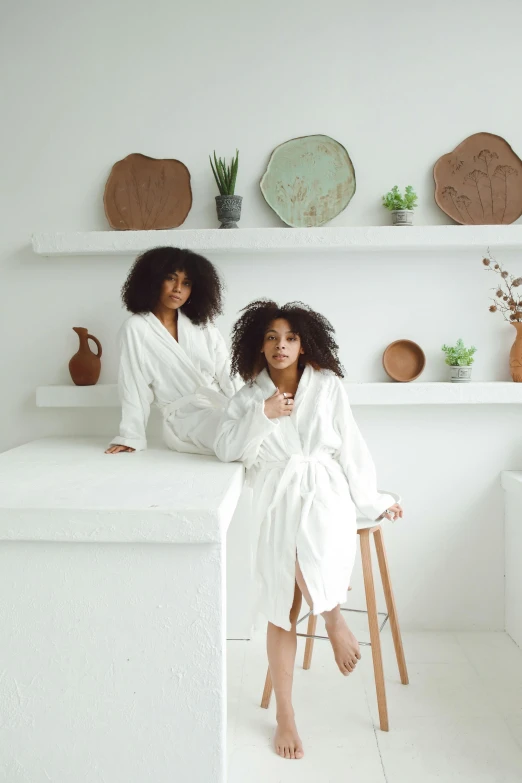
<box><xmin>0</xmin><ymin>437</ymin><xmax>243</xmax><ymax>783</ymax></box>
<box><xmin>31</xmin><ymin>225</ymin><xmax>522</xmax><ymax>256</ymax></box>
<box><xmin>36</xmin><ymin>381</ymin><xmax>522</xmax><ymax>408</ymax></box>
<box><xmin>501</xmin><ymin>471</ymin><xmax>522</xmax><ymax>649</ymax></box>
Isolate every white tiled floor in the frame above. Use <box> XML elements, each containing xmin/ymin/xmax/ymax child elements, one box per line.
<box><xmin>227</xmin><ymin>620</ymin><xmax>522</xmax><ymax>782</ymax></box>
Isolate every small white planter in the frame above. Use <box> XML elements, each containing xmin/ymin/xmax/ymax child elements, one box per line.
<box><xmin>449</xmin><ymin>366</ymin><xmax>473</xmax><ymax>383</ymax></box>
<box><xmin>391</xmin><ymin>209</ymin><xmax>414</xmax><ymax>226</ymax></box>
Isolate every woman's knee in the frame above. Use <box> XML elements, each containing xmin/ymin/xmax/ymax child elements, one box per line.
<box><xmin>289</xmin><ymin>584</ymin><xmax>303</xmax><ymax>626</ymax></box>
<box><xmin>295</xmin><ymin>560</ymin><xmax>313</xmax><ymax>608</ymax></box>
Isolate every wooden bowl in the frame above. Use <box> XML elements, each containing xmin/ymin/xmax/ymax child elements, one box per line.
<box><xmin>383</xmin><ymin>340</ymin><xmax>426</xmax><ymax>382</ymax></box>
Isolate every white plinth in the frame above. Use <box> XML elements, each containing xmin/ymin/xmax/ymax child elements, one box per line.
<box><xmin>0</xmin><ymin>438</ymin><xmax>243</xmax><ymax>783</ymax></box>
<box><xmin>501</xmin><ymin>471</ymin><xmax>522</xmax><ymax>648</ymax></box>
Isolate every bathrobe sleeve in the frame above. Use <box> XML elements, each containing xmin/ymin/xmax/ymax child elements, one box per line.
<box><xmin>208</xmin><ymin>324</ymin><xmax>243</xmax><ymax>397</ymax></box>
<box><xmin>214</xmin><ymin>386</ymin><xmax>278</xmax><ymax>466</ymax></box>
<box><xmin>110</xmin><ymin>320</ymin><xmax>154</xmax><ymax>452</ymax></box>
<box><xmin>333</xmin><ymin>377</ymin><xmax>395</xmax><ymax>520</ymax></box>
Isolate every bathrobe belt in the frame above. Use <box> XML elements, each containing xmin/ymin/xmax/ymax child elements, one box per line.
<box><xmin>262</xmin><ymin>452</ymin><xmax>339</xmax><ymax>514</ymax></box>
<box><xmin>161</xmin><ymin>386</ymin><xmax>228</xmax><ymax>420</ymax></box>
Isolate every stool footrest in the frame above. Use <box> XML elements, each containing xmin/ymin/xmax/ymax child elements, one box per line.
<box><xmin>296</xmin><ymin>608</ymin><xmax>389</xmax><ymax>647</ymax></box>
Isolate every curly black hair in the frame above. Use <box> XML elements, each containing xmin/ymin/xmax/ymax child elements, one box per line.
<box><xmin>121</xmin><ymin>246</ymin><xmax>223</xmax><ymax>325</ymax></box>
<box><xmin>230</xmin><ymin>300</ymin><xmax>344</xmax><ymax>382</ymax></box>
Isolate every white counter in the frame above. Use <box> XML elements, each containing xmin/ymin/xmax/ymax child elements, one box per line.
<box><xmin>0</xmin><ymin>437</ymin><xmax>243</xmax><ymax>783</ymax></box>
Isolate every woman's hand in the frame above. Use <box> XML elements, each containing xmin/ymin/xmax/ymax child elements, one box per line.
<box><xmin>105</xmin><ymin>445</ymin><xmax>136</xmax><ymax>454</ymax></box>
<box><xmin>264</xmin><ymin>389</ymin><xmax>294</xmax><ymax>419</ymax></box>
<box><xmin>380</xmin><ymin>503</ymin><xmax>403</xmax><ymax>521</ymax></box>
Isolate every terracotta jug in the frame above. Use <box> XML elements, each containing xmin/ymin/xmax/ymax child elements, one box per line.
<box><xmin>510</xmin><ymin>322</ymin><xmax>522</xmax><ymax>382</ymax></box>
<box><xmin>69</xmin><ymin>327</ymin><xmax>102</xmax><ymax>386</ymax></box>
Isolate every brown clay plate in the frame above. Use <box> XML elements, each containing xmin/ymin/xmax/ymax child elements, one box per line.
<box><xmin>104</xmin><ymin>153</ymin><xmax>192</xmax><ymax>230</ymax></box>
<box><xmin>383</xmin><ymin>340</ymin><xmax>426</xmax><ymax>382</ymax></box>
<box><xmin>434</xmin><ymin>132</ymin><xmax>522</xmax><ymax>225</ymax></box>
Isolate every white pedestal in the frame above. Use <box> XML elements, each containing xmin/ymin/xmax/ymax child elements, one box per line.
<box><xmin>0</xmin><ymin>438</ymin><xmax>243</xmax><ymax>783</ymax></box>
<box><xmin>501</xmin><ymin>471</ymin><xmax>522</xmax><ymax>648</ymax></box>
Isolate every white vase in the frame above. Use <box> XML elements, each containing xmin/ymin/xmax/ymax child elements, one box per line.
<box><xmin>449</xmin><ymin>366</ymin><xmax>472</xmax><ymax>383</ymax></box>
<box><xmin>391</xmin><ymin>209</ymin><xmax>414</xmax><ymax>226</ymax></box>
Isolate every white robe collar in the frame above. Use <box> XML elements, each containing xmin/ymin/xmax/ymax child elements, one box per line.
<box><xmin>141</xmin><ymin>311</ymin><xmax>207</xmax><ymax>387</ymax></box>
<box><xmin>255</xmin><ymin>364</ymin><xmax>313</xmax><ymax>408</ymax></box>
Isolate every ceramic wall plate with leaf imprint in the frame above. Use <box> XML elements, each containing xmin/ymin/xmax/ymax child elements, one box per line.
<box><xmin>104</xmin><ymin>153</ymin><xmax>192</xmax><ymax>230</ymax></box>
<box><xmin>260</xmin><ymin>134</ymin><xmax>356</xmax><ymax>227</ymax></box>
<box><xmin>434</xmin><ymin>133</ymin><xmax>522</xmax><ymax>225</ymax></box>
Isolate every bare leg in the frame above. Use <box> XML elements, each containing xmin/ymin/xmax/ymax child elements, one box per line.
<box><xmin>267</xmin><ymin>582</ymin><xmax>304</xmax><ymax>760</ymax></box>
<box><xmin>296</xmin><ymin>560</ymin><xmax>361</xmax><ymax>676</ymax></box>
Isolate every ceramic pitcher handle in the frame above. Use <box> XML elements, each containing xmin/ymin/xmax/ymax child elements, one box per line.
<box><xmin>88</xmin><ymin>334</ymin><xmax>102</xmax><ymax>358</ymax></box>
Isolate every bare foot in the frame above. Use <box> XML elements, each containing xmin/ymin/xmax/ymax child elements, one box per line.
<box><xmin>324</xmin><ymin>613</ymin><xmax>361</xmax><ymax>675</ymax></box>
<box><xmin>274</xmin><ymin>712</ymin><xmax>304</xmax><ymax>760</ymax></box>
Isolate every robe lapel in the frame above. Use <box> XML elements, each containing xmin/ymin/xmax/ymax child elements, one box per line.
<box><xmin>142</xmin><ymin>312</ymin><xmax>208</xmax><ymax>388</ymax></box>
<box><xmin>255</xmin><ymin>366</ymin><xmax>313</xmax><ymax>454</ymax></box>
<box><xmin>176</xmin><ymin>310</ymin><xmax>192</xmax><ymax>357</ymax></box>
<box><xmin>255</xmin><ymin>368</ymin><xmax>277</xmax><ymax>397</ymax></box>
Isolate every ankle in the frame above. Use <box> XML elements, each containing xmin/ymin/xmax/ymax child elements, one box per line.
<box><xmin>276</xmin><ymin>707</ymin><xmax>295</xmax><ymax>722</ymax></box>
<box><xmin>323</xmin><ymin>608</ymin><xmax>343</xmax><ymax>628</ymax></box>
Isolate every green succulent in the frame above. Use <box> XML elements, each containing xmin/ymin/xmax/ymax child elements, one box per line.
<box><xmin>441</xmin><ymin>339</ymin><xmax>477</xmax><ymax>367</ymax></box>
<box><xmin>382</xmin><ymin>185</ymin><xmax>418</xmax><ymax>212</ymax></box>
<box><xmin>210</xmin><ymin>150</ymin><xmax>239</xmax><ymax>196</ymax></box>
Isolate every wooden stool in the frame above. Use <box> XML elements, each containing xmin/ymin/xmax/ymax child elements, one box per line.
<box><xmin>260</xmin><ymin>498</ymin><xmax>409</xmax><ymax>732</ymax></box>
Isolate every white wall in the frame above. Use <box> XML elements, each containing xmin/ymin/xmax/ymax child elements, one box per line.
<box><xmin>2</xmin><ymin>0</ymin><xmax>522</xmax><ymax>630</ymax></box>
<box><xmin>503</xmin><ymin>473</ymin><xmax>522</xmax><ymax>648</ymax></box>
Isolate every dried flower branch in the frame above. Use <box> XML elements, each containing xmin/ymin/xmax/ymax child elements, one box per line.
<box><xmin>482</xmin><ymin>250</ymin><xmax>522</xmax><ymax>322</ymax></box>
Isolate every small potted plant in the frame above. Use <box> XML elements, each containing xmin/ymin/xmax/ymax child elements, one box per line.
<box><xmin>209</xmin><ymin>150</ymin><xmax>241</xmax><ymax>229</ymax></box>
<box><xmin>441</xmin><ymin>339</ymin><xmax>477</xmax><ymax>382</ymax></box>
<box><xmin>382</xmin><ymin>185</ymin><xmax>418</xmax><ymax>226</ymax></box>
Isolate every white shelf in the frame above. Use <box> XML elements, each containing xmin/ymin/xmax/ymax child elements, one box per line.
<box><xmin>36</xmin><ymin>382</ymin><xmax>522</xmax><ymax>408</ymax></box>
<box><xmin>31</xmin><ymin>225</ymin><xmax>522</xmax><ymax>256</ymax></box>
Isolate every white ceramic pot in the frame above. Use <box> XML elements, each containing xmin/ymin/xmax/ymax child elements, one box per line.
<box><xmin>449</xmin><ymin>365</ymin><xmax>472</xmax><ymax>383</ymax></box>
<box><xmin>391</xmin><ymin>209</ymin><xmax>414</xmax><ymax>226</ymax></box>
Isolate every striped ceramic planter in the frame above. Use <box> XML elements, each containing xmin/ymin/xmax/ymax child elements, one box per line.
<box><xmin>449</xmin><ymin>366</ymin><xmax>473</xmax><ymax>382</ymax></box>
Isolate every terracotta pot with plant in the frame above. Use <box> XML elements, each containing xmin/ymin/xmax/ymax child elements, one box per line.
<box><xmin>441</xmin><ymin>339</ymin><xmax>477</xmax><ymax>382</ymax></box>
<box><xmin>210</xmin><ymin>150</ymin><xmax>242</xmax><ymax>228</ymax></box>
<box><xmin>382</xmin><ymin>185</ymin><xmax>418</xmax><ymax>225</ymax></box>
<box><xmin>482</xmin><ymin>253</ymin><xmax>522</xmax><ymax>381</ymax></box>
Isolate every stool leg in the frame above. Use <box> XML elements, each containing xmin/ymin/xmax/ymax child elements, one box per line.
<box><xmin>373</xmin><ymin>526</ymin><xmax>409</xmax><ymax>686</ymax></box>
<box><xmin>303</xmin><ymin>613</ymin><xmax>317</xmax><ymax>670</ymax></box>
<box><xmin>260</xmin><ymin>667</ymin><xmax>273</xmax><ymax>709</ymax></box>
<box><xmin>360</xmin><ymin>529</ymin><xmax>389</xmax><ymax>732</ymax></box>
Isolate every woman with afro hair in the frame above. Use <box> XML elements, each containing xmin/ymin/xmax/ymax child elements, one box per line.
<box><xmin>214</xmin><ymin>300</ymin><xmax>402</xmax><ymax>760</ymax></box>
<box><xmin>106</xmin><ymin>246</ymin><xmax>240</xmax><ymax>455</ymax></box>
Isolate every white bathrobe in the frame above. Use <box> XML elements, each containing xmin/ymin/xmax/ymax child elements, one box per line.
<box><xmin>214</xmin><ymin>366</ymin><xmax>395</xmax><ymax>631</ymax></box>
<box><xmin>111</xmin><ymin>311</ymin><xmax>240</xmax><ymax>454</ymax></box>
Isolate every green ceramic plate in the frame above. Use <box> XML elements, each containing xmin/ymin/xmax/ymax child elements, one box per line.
<box><xmin>260</xmin><ymin>134</ymin><xmax>356</xmax><ymax>227</ymax></box>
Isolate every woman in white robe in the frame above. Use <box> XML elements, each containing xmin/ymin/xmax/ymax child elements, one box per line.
<box><xmin>214</xmin><ymin>300</ymin><xmax>403</xmax><ymax>760</ymax></box>
<box><xmin>106</xmin><ymin>246</ymin><xmax>240</xmax><ymax>455</ymax></box>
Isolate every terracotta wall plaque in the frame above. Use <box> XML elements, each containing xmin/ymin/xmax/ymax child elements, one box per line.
<box><xmin>103</xmin><ymin>153</ymin><xmax>192</xmax><ymax>230</ymax></box>
<box><xmin>434</xmin><ymin>133</ymin><xmax>522</xmax><ymax>225</ymax></box>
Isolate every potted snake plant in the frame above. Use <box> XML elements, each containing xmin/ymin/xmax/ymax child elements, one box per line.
<box><xmin>209</xmin><ymin>150</ymin><xmax>241</xmax><ymax>228</ymax></box>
